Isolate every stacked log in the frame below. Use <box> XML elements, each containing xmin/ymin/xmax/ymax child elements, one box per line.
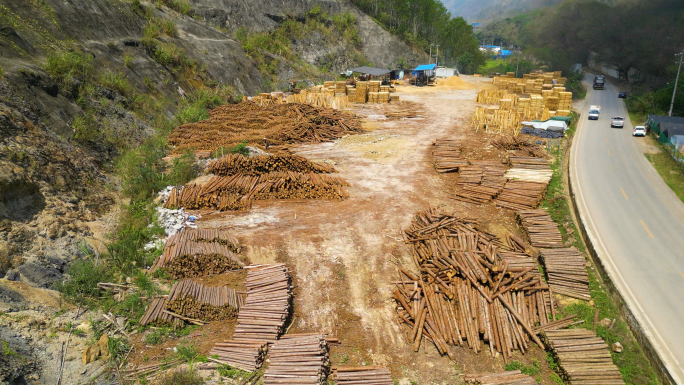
<box><xmin>432</xmin><ymin>139</ymin><xmax>467</xmax><ymax>173</ymax></box>
<box><xmin>534</xmin><ymin>315</ymin><xmax>581</xmax><ymax>334</ymax></box>
<box><xmin>516</xmin><ymin>210</ymin><xmax>564</xmax><ymax>248</ymax></box>
<box><xmin>465</xmin><ymin>370</ymin><xmax>537</xmax><ymax>385</ymax></box>
<box><xmin>458</xmin><ymin>166</ymin><xmax>484</xmax><ymax>185</ymax></box>
<box><xmin>540</xmin><ymin>248</ymin><xmax>591</xmax><ymax>301</ymax></box>
<box><xmin>452</xmin><ymin>161</ymin><xmax>507</xmax><ymax>204</ymax></box>
<box><xmin>166</xmin><ymin>279</ymin><xmax>244</xmax><ymax>321</ymax></box>
<box><xmin>151</xmin><ymin>240</ymin><xmax>244</xmax><ymax>278</ymax></box>
<box><xmin>209</xmin><ymin>154</ymin><xmax>336</xmax><ymax>176</ymax></box>
<box><xmin>509</xmin><ymin>157</ymin><xmax>551</xmax><ymax>170</ymax></box>
<box><xmin>491</xmin><ymin>137</ymin><xmax>542</xmax><ymax>156</ymax></box>
<box><xmin>395</xmin><ymin>208</ymin><xmax>555</xmax><ymax>362</ymax></box>
<box><xmin>208</xmin><ymin>340</ymin><xmax>268</xmax><ymax>372</ymax></box>
<box><xmin>139</xmin><ymin>297</ymin><xmax>183</xmax><ymax>327</ymax></box>
<box><xmin>333</xmin><ymin>367</ymin><xmax>393</xmax><ymax>385</ymax></box>
<box><xmin>168</xmin><ymin>102</ymin><xmax>362</xmax><ymax>154</ymax></box>
<box><xmin>542</xmin><ymin>329</ymin><xmax>625</xmax><ymax>384</ymax></box>
<box><xmin>232</xmin><ymin>264</ymin><xmax>293</xmax><ymax>342</ymax></box>
<box><xmin>496</xmin><ymin>181</ymin><xmax>549</xmax><ymax>211</ymax></box>
<box><xmin>264</xmin><ymin>334</ymin><xmax>330</xmax><ymax>385</ymax></box>
<box><xmin>153</xmin><ymin>228</ymin><xmax>241</xmax><ymax>270</ymax></box>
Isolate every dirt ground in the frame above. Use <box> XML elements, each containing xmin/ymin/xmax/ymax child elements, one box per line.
<box><xmin>179</xmin><ymin>75</ymin><xmax>559</xmax><ymax>384</ymax></box>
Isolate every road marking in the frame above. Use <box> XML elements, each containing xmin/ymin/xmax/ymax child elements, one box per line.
<box><xmin>605</xmin><ymin>137</ymin><xmax>608</xmax><ymax>142</ymax></box>
<box><xmin>607</xmin><ymin>149</ymin><xmax>610</xmax><ymax>156</ymax></box>
<box><xmin>681</xmin><ymin>272</ymin><xmax>684</xmax><ymax>278</ymax></box>
<box><xmin>640</xmin><ymin>220</ymin><xmax>655</xmax><ymax>238</ymax></box>
<box><xmin>611</xmin><ymin>165</ymin><xmax>615</xmax><ymax>173</ymax></box>
<box><xmin>621</xmin><ymin>187</ymin><xmax>628</xmax><ymax>200</ymax></box>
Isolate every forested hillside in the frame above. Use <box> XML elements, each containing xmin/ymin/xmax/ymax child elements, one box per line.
<box><xmin>350</xmin><ymin>0</ymin><xmax>485</xmax><ymax>72</ymax></box>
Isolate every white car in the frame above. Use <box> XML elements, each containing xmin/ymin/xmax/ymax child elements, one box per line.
<box><xmin>611</xmin><ymin>116</ymin><xmax>624</xmax><ymax>128</ymax></box>
<box><xmin>633</xmin><ymin>126</ymin><xmax>646</xmax><ymax>136</ymax></box>
<box><xmin>588</xmin><ymin>105</ymin><xmax>601</xmax><ymax>120</ymax></box>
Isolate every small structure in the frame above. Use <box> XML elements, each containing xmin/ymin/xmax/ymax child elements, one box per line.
<box><xmin>412</xmin><ymin>64</ymin><xmax>436</xmax><ymax>86</ymax></box>
<box><xmin>349</xmin><ymin>66</ymin><xmax>391</xmax><ymax>81</ymax></box>
<box><xmin>435</xmin><ymin>66</ymin><xmax>459</xmax><ymax>78</ymax></box>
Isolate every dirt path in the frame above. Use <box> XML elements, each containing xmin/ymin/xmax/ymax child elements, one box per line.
<box><xmin>199</xmin><ymin>77</ymin><xmax>550</xmax><ymax>383</ymax></box>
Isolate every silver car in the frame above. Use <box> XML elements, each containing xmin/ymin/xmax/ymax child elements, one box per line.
<box><xmin>611</xmin><ymin>116</ymin><xmax>624</xmax><ymax>128</ymax></box>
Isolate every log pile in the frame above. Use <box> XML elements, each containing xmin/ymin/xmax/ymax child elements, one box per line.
<box><xmin>465</xmin><ymin>370</ymin><xmax>537</xmax><ymax>385</ymax></box>
<box><xmin>432</xmin><ymin>139</ymin><xmax>467</xmax><ymax>173</ymax></box>
<box><xmin>233</xmin><ymin>264</ymin><xmax>293</xmax><ymax>342</ymax></box>
<box><xmin>208</xmin><ymin>154</ymin><xmax>336</xmax><ymax>176</ymax></box>
<box><xmin>540</xmin><ymin>248</ymin><xmax>591</xmax><ymax>301</ymax></box>
<box><xmin>458</xmin><ymin>166</ymin><xmax>484</xmax><ymax>185</ymax></box>
<box><xmin>166</xmin><ymin>279</ymin><xmax>245</xmax><ymax>321</ymax></box>
<box><xmin>491</xmin><ymin>137</ymin><xmax>545</xmax><ymax>158</ymax></box>
<box><xmin>542</xmin><ymin>329</ymin><xmax>625</xmax><ymax>384</ymax></box>
<box><xmin>264</xmin><ymin>334</ymin><xmax>330</xmax><ymax>385</ymax></box>
<box><xmin>496</xmin><ymin>181</ymin><xmax>549</xmax><ymax>211</ymax></box>
<box><xmin>333</xmin><ymin>367</ymin><xmax>393</xmax><ymax>385</ymax></box>
<box><xmin>516</xmin><ymin>210</ymin><xmax>564</xmax><ymax>248</ymax></box>
<box><xmin>168</xmin><ymin>102</ymin><xmax>362</xmax><ymax>153</ymax></box>
<box><xmin>509</xmin><ymin>157</ymin><xmax>551</xmax><ymax>170</ymax></box>
<box><xmin>395</xmin><ymin>208</ymin><xmax>556</xmax><ymax>362</ymax></box>
<box><xmin>152</xmin><ymin>228</ymin><xmax>241</xmax><ymax>272</ymax></box>
<box><xmin>208</xmin><ymin>340</ymin><xmax>268</xmax><ymax>372</ymax></box>
<box><xmin>139</xmin><ymin>297</ymin><xmax>183</xmax><ymax>327</ymax></box>
<box><xmin>152</xmin><ymin>240</ymin><xmax>244</xmax><ymax>278</ymax></box>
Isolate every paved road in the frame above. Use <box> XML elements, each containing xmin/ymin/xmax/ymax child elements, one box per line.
<box><xmin>571</xmin><ymin>75</ymin><xmax>684</xmax><ymax>383</ymax></box>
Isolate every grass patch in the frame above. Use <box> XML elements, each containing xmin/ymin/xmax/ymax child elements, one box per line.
<box><xmin>645</xmin><ymin>150</ymin><xmax>684</xmax><ymax>204</ymax></box>
<box><xmin>212</xmin><ymin>141</ymin><xmax>249</xmax><ymax>158</ymax></box>
<box><xmin>217</xmin><ymin>365</ymin><xmax>250</xmax><ymax>379</ymax></box>
<box><xmin>505</xmin><ymin>359</ymin><xmax>541</xmax><ymax>376</ymax></box>
<box><xmin>157</xmin><ymin>368</ymin><xmax>204</xmax><ymax>385</ymax></box>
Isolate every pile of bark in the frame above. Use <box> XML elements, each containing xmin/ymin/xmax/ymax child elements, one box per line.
<box><xmin>540</xmin><ymin>248</ymin><xmax>591</xmax><ymax>300</ymax></box>
<box><xmin>542</xmin><ymin>329</ymin><xmax>625</xmax><ymax>384</ymax></box>
<box><xmin>333</xmin><ymin>367</ymin><xmax>393</xmax><ymax>385</ymax></box>
<box><xmin>465</xmin><ymin>370</ymin><xmax>537</xmax><ymax>385</ymax></box>
<box><xmin>432</xmin><ymin>139</ymin><xmax>467</xmax><ymax>173</ymax></box>
<box><xmin>516</xmin><ymin>209</ymin><xmax>564</xmax><ymax>248</ymax></box>
<box><xmin>209</xmin><ymin>153</ymin><xmax>336</xmax><ymax>176</ymax></box>
<box><xmin>168</xmin><ymin>102</ymin><xmax>362</xmax><ymax>153</ymax></box>
<box><xmin>208</xmin><ymin>340</ymin><xmax>268</xmax><ymax>372</ymax></box>
<box><xmin>395</xmin><ymin>208</ymin><xmax>557</xmax><ymax>362</ymax></box>
<box><xmin>264</xmin><ymin>334</ymin><xmax>330</xmax><ymax>385</ymax></box>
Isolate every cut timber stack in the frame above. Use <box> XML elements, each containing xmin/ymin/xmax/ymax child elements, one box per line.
<box><xmin>542</xmin><ymin>329</ymin><xmax>625</xmax><ymax>384</ymax></box>
<box><xmin>465</xmin><ymin>370</ymin><xmax>537</xmax><ymax>385</ymax></box>
<box><xmin>509</xmin><ymin>157</ymin><xmax>551</xmax><ymax>170</ymax></box>
<box><xmin>516</xmin><ymin>209</ymin><xmax>564</xmax><ymax>248</ymax></box>
<box><xmin>540</xmin><ymin>248</ymin><xmax>591</xmax><ymax>301</ymax></box>
<box><xmin>496</xmin><ymin>181</ymin><xmax>549</xmax><ymax>211</ymax></box>
<box><xmin>453</xmin><ymin>160</ymin><xmax>507</xmax><ymax>203</ymax></box>
<box><xmin>232</xmin><ymin>264</ymin><xmax>292</xmax><ymax>342</ymax></box>
<box><xmin>209</xmin><ymin>154</ymin><xmax>336</xmax><ymax>176</ymax></box>
<box><xmin>395</xmin><ymin>208</ymin><xmax>556</xmax><ymax>362</ymax></box>
<box><xmin>333</xmin><ymin>367</ymin><xmax>393</xmax><ymax>385</ymax></box>
<box><xmin>166</xmin><ymin>279</ymin><xmax>245</xmax><ymax>321</ymax></box>
<box><xmin>264</xmin><ymin>334</ymin><xmax>330</xmax><ymax>385</ymax></box>
<box><xmin>151</xmin><ymin>228</ymin><xmax>241</xmax><ymax>272</ymax></box>
<box><xmin>458</xmin><ymin>166</ymin><xmax>484</xmax><ymax>185</ymax></box>
<box><xmin>432</xmin><ymin>139</ymin><xmax>467</xmax><ymax>172</ymax></box>
<box><xmin>152</xmin><ymin>240</ymin><xmax>244</xmax><ymax>278</ymax></box>
<box><xmin>208</xmin><ymin>340</ymin><xmax>268</xmax><ymax>372</ymax></box>
<box><xmin>491</xmin><ymin>137</ymin><xmax>545</xmax><ymax>158</ymax></box>
<box><xmin>139</xmin><ymin>297</ymin><xmax>183</xmax><ymax>327</ymax></box>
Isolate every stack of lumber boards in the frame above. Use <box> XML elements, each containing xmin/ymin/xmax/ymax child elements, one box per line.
<box><xmin>465</xmin><ymin>370</ymin><xmax>537</xmax><ymax>384</ymax></box>
<box><xmin>233</xmin><ymin>264</ymin><xmax>292</xmax><ymax>342</ymax></box>
<box><xmin>496</xmin><ymin>181</ymin><xmax>549</xmax><ymax>211</ymax></box>
<box><xmin>395</xmin><ymin>208</ymin><xmax>557</xmax><ymax>362</ymax></box>
<box><xmin>166</xmin><ymin>279</ymin><xmax>245</xmax><ymax>321</ymax></box>
<box><xmin>509</xmin><ymin>157</ymin><xmax>551</xmax><ymax>170</ymax></box>
<box><xmin>333</xmin><ymin>367</ymin><xmax>393</xmax><ymax>385</ymax></box>
<box><xmin>540</xmin><ymin>248</ymin><xmax>591</xmax><ymax>301</ymax></box>
<box><xmin>209</xmin><ymin>154</ymin><xmax>336</xmax><ymax>176</ymax></box>
<box><xmin>151</xmin><ymin>228</ymin><xmax>241</xmax><ymax>272</ymax></box>
<box><xmin>432</xmin><ymin>139</ymin><xmax>467</xmax><ymax>172</ymax></box>
<box><xmin>152</xmin><ymin>240</ymin><xmax>244</xmax><ymax>278</ymax></box>
<box><xmin>516</xmin><ymin>209</ymin><xmax>564</xmax><ymax>248</ymax></box>
<box><xmin>168</xmin><ymin>102</ymin><xmax>362</xmax><ymax>153</ymax></box>
<box><xmin>542</xmin><ymin>329</ymin><xmax>625</xmax><ymax>384</ymax></box>
<box><xmin>504</xmin><ymin>168</ymin><xmax>553</xmax><ymax>184</ymax></box>
<box><xmin>264</xmin><ymin>334</ymin><xmax>330</xmax><ymax>385</ymax></box>
<box><xmin>139</xmin><ymin>297</ymin><xmax>183</xmax><ymax>327</ymax></box>
<box><xmin>208</xmin><ymin>340</ymin><xmax>268</xmax><ymax>372</ymax></box>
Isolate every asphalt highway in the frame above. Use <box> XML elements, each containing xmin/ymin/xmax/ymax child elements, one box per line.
<box><xmin>571</xmin><ymin>75</ymin><xmax>684</xmax><ymax>383</ymax></box>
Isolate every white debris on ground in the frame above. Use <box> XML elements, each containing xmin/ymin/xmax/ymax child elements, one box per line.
<box><xmin>144</xmin><ymin>187</ymin><xmax>202</xmax><ymax>251</ymax></box>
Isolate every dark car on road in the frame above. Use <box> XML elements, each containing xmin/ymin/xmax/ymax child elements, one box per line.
<box><xmin>618</xmin><ymin>91</ymin><xmax>628</xmax><ymax>98</ymax></box>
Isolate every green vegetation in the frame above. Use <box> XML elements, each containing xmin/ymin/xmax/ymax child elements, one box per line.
<box><xmin>145</xmin><ymin>325</ymin><xmax>196</xmax><ymax>345</ymax></box>
<box><xmin>108</xmin><ymin>336</ymin><xmax>130</xmax><ymax>364</ymax></box>
<box><xmin>645</xmin><ymin>151</ymin><xmax>684</xmax><ymax>204</ymax></box>
<box><xmin>217</xmin><ymin>365</ymin><xmax>249</xmax><ymax>379</ymax></box>
<box><xmin>44</xmin><ymin>49</ymin><xmax>93</xmax><ymax>92</ymax></box>
<box><xmin>153</xmin><ymin>0</ymin><xmax>192</xmax><ymax>16</ymax></box>
<box><xmin>350</xmin><ymin>0</ymin><xmax>484</xmax><ymax>72</ymax></box>
<box><xmin>626</xmin><ymin>75</ymin><xmax>684</xmax><ymax>118</ymax></box>
<box><xmin>212</xmin><ymin>141</ymin><xmax>249</xmax><ymax>158</ymax></box>
<box><xmin>175</xmin><ymin>342</ymin><xmax>203</xmax><ymax>363</ymax></box>
<box><xmin>157</xmin><ymin>368</ymin><xmax>204</xmax><ymax>385</ymax></box>
<box><xmin>505</xmin><ymin>359</ymin><xmax>541</xmax><ymax>377</ymax></box>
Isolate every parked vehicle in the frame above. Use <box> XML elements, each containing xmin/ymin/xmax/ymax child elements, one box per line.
<box><xmin>618</xmin><ymin>91</ymin><xmax>628</xmax><ymax>98</ymax></box>
<box><xmin>611</xmin><ymin>116</ymin><xmax>624</xmax><ymax>128</ymax></box>
<box><xmin>593</xmin><ymin>75</ymin><xmax>605</xmax><ymax>90</ymax></box>
<box><xmin>588</xmin><ymin>105</ymin><xmax>601</xmax><ymax>120</ymax></box>
<box><xmin>633</xmin><ymin>126</ymin><xmax>646</xmax><ymax>136</ymax></box>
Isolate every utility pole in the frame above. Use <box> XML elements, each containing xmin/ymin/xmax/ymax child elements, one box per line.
<box><xmin>669</xmin><ymin>51</ymin><xmax>683</xmax><ymax>117</ymax></box>
<box><xmin>436</xmin><ymin>44</ymin><xmax>440</xmax><ymax>65</ymax></box>
<box><xmin>516</xmin><ymin>54</ymin><xmax>520</xmax><ymax>78</ymax></box>
<box><xmin>429</xmin><ymin>44</ymin><xmax>433</xmax><ymax>64</ymax></box>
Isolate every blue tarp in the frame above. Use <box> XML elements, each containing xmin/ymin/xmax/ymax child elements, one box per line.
<box><xmin>500</xmin><ymin>49</ymin><xmax>512</xmax><ymax>58</ymax></box>
<box><xmin>414</xmin><ymin>64</ymin><xmax>437</xmax><ymax>71</ymax></box>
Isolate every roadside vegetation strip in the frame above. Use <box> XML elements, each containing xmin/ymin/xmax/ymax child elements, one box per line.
<box><xmin>644</xmin><ymin>148</ymin><xmax>684</xmax><ymax>205</ymax></box>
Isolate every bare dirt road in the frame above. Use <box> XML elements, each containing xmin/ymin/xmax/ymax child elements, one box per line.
<box><xmin>197</xmin><ymin>76</ymin><xmax>554</xmax><ymax>383</ymax></box>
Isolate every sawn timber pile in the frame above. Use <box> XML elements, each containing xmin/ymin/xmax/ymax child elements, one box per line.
<box><xmin>208</xmin><ymin>153</ymin><xmax>336</xmax><ymax>176</ymax></box>
<box><xmin>516</xmin><ymin>209</ymin><xmax>564</xmax><ymax>248</ymax></box>
<box><xmin>542</xmin><ymin>329</ymin><xmax>625</xmax><ymax>384</ymax></box>
<box><xmin>465</xmin><ymin>370</ymin><xmax>537</xmax><ymax>385</ymax></box>
<box><xmin>264</xmin><ymin>334</ymin><xmax>330</xmax><ymax>385</ymax></box>
<box><xmin>432</xmin><ymin>139</ymin><xmax>467</xmax><ymax>173</ymax></box>
<box><xmin>209</xmin><ymin>340</ymin><xmax>268</xmax><ymax>372</ymax></box>
<box><xmin>166</xmin><ymin>279</ymin><xmax>245</xmax><ymax>321</ymax></box>
<box><xmin>233</xmin><ymin>264</ymin><xmax>292</xmax><ymax>342</ymax></box>
<box><xmin>333</xmin><ymin>367</ymin><xmax>393</xmax><ymax>385</ymax></box>
<box><xmin>395</xmin><ymin>208</ymin><xmax>556</xmax><ymax>362</ymax></box>
<box><xmin>540</xmin><ymin>248</ymin><xmax>591</xmax><ymax>301</ymax></box>
<box><xmin>168</xmin><ymin>102</ymin><xmax>362</xmax><ymax>153</ymax></box>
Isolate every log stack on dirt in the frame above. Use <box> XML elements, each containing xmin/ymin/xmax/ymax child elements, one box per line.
<box><xmin>166</xmin><ymin>279</ymin><xmax>245</xmax><ymax>321</ymax></box>
<box><xmin>395</xmin><ymin>208</ymin><xmax>557</xmax><ymax>362</ymax></box>
<box><xmin>168</xmin><ymin>102</ymin><xmax>362</xmax><ymax>153</ymax></box>
<box><xmin>496</xmin><ymin>181</ymin><xmax>549</xmax><ymax>211</ymax></box>
<box><xmin>139</xmin><ymin>297</ymin><xmax>183</xmax><ymax>327</ymax></box>
<box><xmin>540</xmin><ymin>248</ymin><xmax>591</xmax><ymax>301</ymax></box>
<box><xmin>208</xmin><ymin>154</ymin><xmax>336</xmax><ymax>176</ymax></box>
<box><xmin>491</xmin><ymin>137</ymin><xmax>545</xmax><ymax>158</ymax></box>
<box><xmin>515</xmin><ymin>209</ymin><xmax>564</xmax><ymax>248</ymax></box>
<box><xmin>264</xmin><ymin>334</ymin><xmax>330</xmax><ymax>385</ymax></box>
<box><xmin>452</xmin><ymin>160</ymin><xmax>507</xmax><ymax>204</ymax></box>
<box><xmin>432</xmin><ymin>139</ymin><xmax>467</xmax><ymax>172</ymax></box>
<box><xmin>208</xmin><ymin>340</ymin><xmax>268</xmax><ymax>372</ymax></box>
<box><xmin>232</xmin><ymin>264</ymin><xmax>293</xmax><ymax>342</ymax></box>
<box><xmin>333</xmin><ymin>367</ymin><xmax>393</xmax><ymax>385</ymax></box>
<box><xmin>152</xmin><ymin>228</ymin><xmax>241</xmax><ymax>270</ymax></box>
<box><xmin>542</xmin><ymin>329</ymin><xmax>625</xmax><ymax>384</ymax></box>
<box><xmin>464</xmin><ymin>370</ymin><xmax>537</xmax><ymax>385</ymax></box>
<box><xmin>509</xmin><ymin>157</ymin><xmax>551</xmax><ymax>170</ymax></box>
<box><xmin>151</xmin><ymin>239</ymin><xmax>244</xmax><ymax>278</ymax></box>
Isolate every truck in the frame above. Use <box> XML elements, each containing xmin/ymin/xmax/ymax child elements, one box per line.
<box><xmin>593</xmin><ymin>75</ymin><xmax>605</xmax><ymax>90</ymax></box>
<box><xmin>589</xmin><ymin>105</ymin><xmax>601</xmax><ymax>120</ymax></box>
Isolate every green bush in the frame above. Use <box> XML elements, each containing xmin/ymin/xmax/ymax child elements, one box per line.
<box><xmin>212</xmin><ymin>141</ymin><xmax>249</xmax><ymax>158</ymax></box>
<box><xmin>108</xmin><ymin>336</ymin><xmax>130</xmax><ymax>364</ymax></box>
<box><xmin>157</xmin><ymin>368</ymin><xmax>204</xmax><ymax>385</ymax></box>
<box><xmin>54</xmin><ymin>259</ymin><xmax>112</xmax><ymax>306</ymax></box>
<box><xmin>217</xmin><ymin>365</ymin><xmax>248</xmax><ymax>378</ymax></box>
<box><xmin>175</xmin><ymin>342</ymin><xmax>201</xmax><ymax>362</ymax></box>
<box><xmin>505</xmin><ymin>359</ymin><xmax>541</xmax><ymax>376</ymax></box>
<box><xmin>155</xmin><ymin>0</ymin><xmax>192</xmax><ymax>15</ymax></box>
<box><xmin>100</xmin><ymin>72</ymin><xmax>134</xmax><ymax>97</ymax></box>
<box><xmin>104</xmin><ymin>201</ymin><xmax>163</xmax><ymax>274</ymax></box>
<box><xmin>144</xmin><ymin>17</ymin><xmax>177</xmax><ymax>39</ymax></box>
<box><xmin>72</xmin><ymin>112</ymin><xmax>100</xmax><ymax>142</ymax></box>
<box><xmin>151</xmin><ymin>41</ymin><xmax>192</xmax><ymax>69</ymax></box>
<box><xmin>44</xmin><ymin>50</ymin><xmax>93</xmax><ymax>89</ymax></box>
<box><xmin>175</xmin><ymin>105</ymin><xmax>209</xmax><ymax>124</ymax></box>
<box><xmin>145</xmin><ymin>330</ymin><xmax>164</xmax><ymax>345</ymax></box>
